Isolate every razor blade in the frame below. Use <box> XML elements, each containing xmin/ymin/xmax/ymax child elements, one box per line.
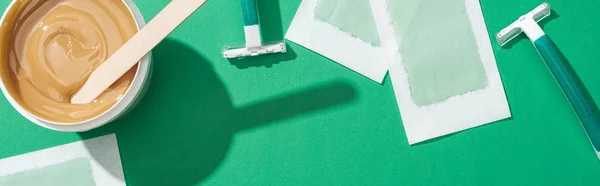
<box><xmin>222</xmin><ymin>41</ymin><xmax>286</xmax><ymax>59</ymax></box>
<box><xmin>496</xmin><ymin>2</ymin><xmax>551</xmax><ymax>46</ymax></box>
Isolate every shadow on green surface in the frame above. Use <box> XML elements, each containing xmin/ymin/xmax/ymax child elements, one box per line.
<box><xmin>500</xmin><ymin>10</ymin><xmax>559</xmax><ymax>49</ymax></box>
<box><xmin>228</xmin><ymin>0</ymin><xmax>296</xmax><ymax>68</ymax></box>
<box><xmin>258</xmin><ymin>0</ymin><xmax>284</xmax><ymax>43</ymax></box>
<box><xmin>78</xmin><ymin>39</ymin><xmax>356</xmax><ymax>185</ymax></box>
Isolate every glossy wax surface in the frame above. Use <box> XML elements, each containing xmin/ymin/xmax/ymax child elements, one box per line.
<box><xmin>0</xmin><ymin>0</ymin><xmax>138</xmax><ymax>123</ymax></box>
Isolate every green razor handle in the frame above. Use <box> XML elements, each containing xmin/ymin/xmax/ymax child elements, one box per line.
<box><xmin>534</xmin><ymin>34</ymin><xmax>600</xmax><ymax>150</ymax></box>
<box><xmin>240</xmin><ymin>0</ymin><xmax>262</xmax><ymax>48</ymax></box>
<box><xmin>497</xmin><ymin>2</ymin><xmax>599</xmax><ymax>158</ymax></box>
<box><xmin>241</xmin><ymin>0</ymin><xmax>259</xmax><ymax>26</ymax></box>
<box><xmin>222</xmin><ymin>0</ymin><xmax>286</xmax><ymax>58</ymax></box>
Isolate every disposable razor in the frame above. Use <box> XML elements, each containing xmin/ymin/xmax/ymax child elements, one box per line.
<box><xmin>223</xmin><ymin>0</ymin><xmax>286</xmax><ymax>58</ymax></box>
<box><xmin>496</xmin><ymin>2</ymin><xmax>600</xmax><ymax>159</ymax></box>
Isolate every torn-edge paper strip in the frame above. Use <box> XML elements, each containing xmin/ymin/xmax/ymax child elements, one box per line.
<box><xmin>285</xmin><ymin>0</ymin><xmax>395</xmax><ymax>83</ymax></box>
<box><xmin>388</xmin><ymin>0</ymin><xmax>511</xmax><ymax>144</ymax></box>
<box><xmin>0</xmin><ymin>134</ymin><xmax>125</xmax><ymax>186</ymax></box>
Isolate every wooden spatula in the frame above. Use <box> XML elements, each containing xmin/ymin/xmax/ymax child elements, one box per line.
<box><xmin>70</xmin><ymin>0</ymin><xmax>208</xmax><ymax>104</ymax></box>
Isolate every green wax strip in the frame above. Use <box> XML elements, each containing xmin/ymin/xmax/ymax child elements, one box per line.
<box><xmin>389</xmin><ymin>0</ymin><xmax>488</xmax><ymax>106</ymax></box>
<box><xmin>0</xmin><ymin>158</ymin><xmax>96</xmax><ymax>186</ymax></box>
<box><xmin>315</xmin><ymin>0</ymin><xmax>381</xmax><ymax>46</ymax></box>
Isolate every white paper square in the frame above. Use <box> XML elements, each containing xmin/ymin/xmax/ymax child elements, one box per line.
<box><xmin>388</xmin><ymin>0</ymin><xmax>511</xmax><ymax>144</ymax></box>
<box><xmin>0</xmin><ymin>134</ymin><xmax>126</xmax><ymax>186</ymax></box>
<box><xmin>285</xmin><ymin>0</ymin><xmax>395</xmax><ymax>83</ymax></box>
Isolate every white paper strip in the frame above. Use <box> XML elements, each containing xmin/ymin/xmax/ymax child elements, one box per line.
<box><xmin>388</xmin><ymin>0</ymin><xmax>511</xmax><ymax>144</ymax></box>
<box><xmin>285</xmin><ymin>0</ymin><xmax>392</xmax><ymax>83</ymax></box>
<box><xmin>0</xmin><ymin>134</ymin><xmax>125</xmax><ymax>186</ymax></box>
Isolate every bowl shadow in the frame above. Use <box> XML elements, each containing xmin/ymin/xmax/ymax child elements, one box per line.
<box><xmin>78</xmin><ymin>39</ymin><xmax>356</xmax><ymax>185</ymax></box>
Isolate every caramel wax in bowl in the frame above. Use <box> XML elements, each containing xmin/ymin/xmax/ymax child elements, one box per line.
<box><xmin>0</xmin><ymin>0</ymin><xmax>140</xmax><ymax>124</ymax></box>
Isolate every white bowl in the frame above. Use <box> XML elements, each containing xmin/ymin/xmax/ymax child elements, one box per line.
<box><xmin>0</xmin><ymin>0</ymin><xmax>153</xmax><ymax>132</ymax></box>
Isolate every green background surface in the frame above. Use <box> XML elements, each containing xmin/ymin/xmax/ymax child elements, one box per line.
<box><xmin>1</xmin><ymin>0</ymin><xmax>599</xmax><ymax>185</ymax></box>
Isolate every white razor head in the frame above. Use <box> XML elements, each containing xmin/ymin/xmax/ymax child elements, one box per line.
<box><xmin>223</xmin><ymin>42</ymin><xmax>286</xmax><ymax>59</ymax></box>
<box><xmin>496</xmin><ymin>2</ymin><xmax>551</xmax><ymax>46</ymax></box>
